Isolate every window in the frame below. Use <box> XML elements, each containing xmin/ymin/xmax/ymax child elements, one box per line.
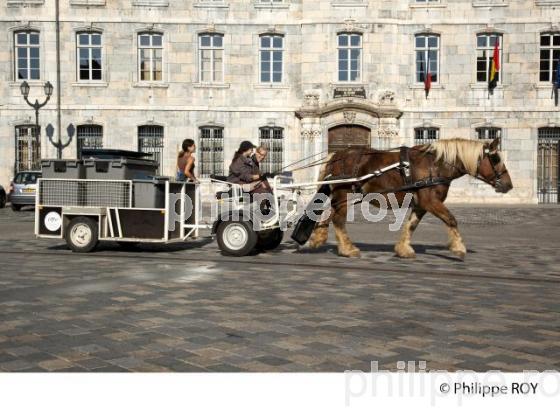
<box><xmin>414</xmin><ymin>0</ymin><xmax>440</xmax><ymax>3</ymax></box>
<box><xmin>138</xmin><ymin>125</ymin><xmax>164</xmax><ymax>174</ymax></box>
<box><xmin>415</xmin><ymin>34</ymin><xmax>439</xmax><ymax>83</ymax></box>
<box><xmin>138</xmin><ymin>33</ymin><xmax>163</xmax><ymax>82</ymax></box>
<box><xmin>259</xmin><ymin>127</ymin><xmax>284</xmax><ymax>173</ymax></box>
<box><xmin>476</xmin><ymin>34</ymin><xmax>502</xmax><ymax>83</ymax></box>
<box><xmin>540</xmin><ymin>33</ymin><xmax>560</xmax><ymax>82</ymax></box>
<box><xmin>476</xmin><ymin>126</ymin><xmax>502</xmax><ymax>144</ymax></box>
<box><xmin>538</xmin><ymin>127</ymin><xmax>560</xmax><ymax>204</ymax></box>
<box><xmin>15</xmin><ymin>125</ymin><xmax>40</xmax><ymax>172</ymax></box>
<box><xmin>77</xmin><ymin>125</ymin><xmax>103</xmax><ymax>159</ymax></box>
<box><xmin>199</xmin><ymin>127</ymin><xmax>224</xmax><ymax>177</ymax></box>
<box><xmin>14</xmin><ymin>31</ymin><xmax>40</xmax><ymax>80</ymax></box>
<box><xmin>260</xmin><ymin>34</ymin><xmax>283</xmax><ymax>83</ymax></box>
<box><xmin>414</xmin><ymin>127</ymin><xmax>439</xmax><ymax>145</ymax></box>
<box><xmin>199</xmin><ymin>34</ymin><xmax>224</xmax><ymax>83</ymax></box>
<box><xmin>337</xmin><ymin>33</ymin><xmax>361</xmax><ymax>82</ymax></box>
<box><xmin>77</xmin><ymin>32</ymin><xmax>102</xmax><ymax>81</ymax></box>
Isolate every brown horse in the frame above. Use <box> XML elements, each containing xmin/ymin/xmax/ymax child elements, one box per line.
<box><xmin>307</xmin><ymin>137</ymin><xmax>513</xmax><ymax>259</ymax></box>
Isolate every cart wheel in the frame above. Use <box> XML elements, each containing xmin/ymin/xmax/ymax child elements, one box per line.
<box><xmin>256</xmin><ymin>228</ymin><xmax>284</xmax><ymax>251</ymax></box>
<box><xmin>65</xmin><ymin>216</ymin><xmax>98</xmax><ymax>253</ymax></box>
<box><xmin>217</xmin><ymin>220</ymin><xmax>257</xmax><ymax>257</ymax></box>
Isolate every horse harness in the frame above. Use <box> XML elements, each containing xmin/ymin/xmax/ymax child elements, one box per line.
<box><xmin>476</xmin><ymin>148</ymin><xmax>506</xmax><ymax>188</ymax></box>
<box><xmin>348</xmin><ymin>146</ymin><xmax>452</xmax><ymax>195</ymax></box>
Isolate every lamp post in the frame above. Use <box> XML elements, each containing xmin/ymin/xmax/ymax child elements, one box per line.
<box><xmin>19</xmin><ymin>80</ymin><xmax>53</xmax><ymax>166</ymax></box>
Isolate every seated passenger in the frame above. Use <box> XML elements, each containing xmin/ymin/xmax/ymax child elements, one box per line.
<box><xmin>228</xmin><ymin>141</ymin><xmax>272</xmax><ymax>194</ymax></box>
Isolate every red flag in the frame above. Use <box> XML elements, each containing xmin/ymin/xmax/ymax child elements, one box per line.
<box><xmin>488</xmin><ymin>38</ymin><xmax>500</xmax><ymax>94</ymax></box>
<box><xmin>424</xmin><ymin>54</ymin><xmax>432</xmax><ymax>99</ymax></box>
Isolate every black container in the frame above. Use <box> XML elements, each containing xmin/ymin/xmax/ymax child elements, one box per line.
<box><xmin>83</xmin><ymin>158</ymin><xmax>158</xmax><ymax>181</ymax></box>
<box><xmin>41</xmin><ymin>159</ymin><xmax>85</xmax><ymax>179</ymax></box>
<box><xmin>81</xmin><ymin>149</ymin><xmax>153</xmax><ymax>160</ymax></box>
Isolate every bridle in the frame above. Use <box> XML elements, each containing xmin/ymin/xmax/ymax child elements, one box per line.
<box><xmin>475</xmin><ymin>148</ymin><xmax>508</xmax><ymax>188</ymax></box>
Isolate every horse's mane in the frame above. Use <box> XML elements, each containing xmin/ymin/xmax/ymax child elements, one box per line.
<box><xmin>425</xmin><ymin>138</ymin><xmax>484</xmax><ymax>176</ymax></box>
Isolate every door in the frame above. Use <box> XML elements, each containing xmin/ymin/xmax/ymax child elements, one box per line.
<box><xmin>328</xmin><ymin>125</ymin><xmax>371</xmax><ymax>153</ymax></box>
<box><xmin>538</xmin><ymin>127</ymin><xmax>560</xmax><ymax>204</ymax></box>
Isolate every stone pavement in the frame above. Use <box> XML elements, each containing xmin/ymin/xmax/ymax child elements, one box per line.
<box><xmin>0</xmin><ymin>205</ymin><xmax>559</xmax><ymax>372</ymax></box>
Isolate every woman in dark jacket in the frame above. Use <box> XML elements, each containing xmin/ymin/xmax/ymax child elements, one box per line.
<box><xmin>228</xmin><ymin>141</ymin><xmax>271</xmax><ymax>193</ymax></box>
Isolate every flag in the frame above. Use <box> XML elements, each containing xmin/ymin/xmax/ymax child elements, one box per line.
<box><xmin>424</xmin><ymin>51</ymin><xmax>432</xmax><ymax>99</ymax></box>
<box><xmin>553</xmin><ymin>57</ymin><xmax>560</xmax><ymax>107</ymax></box>
<box><xmin>488</xmin><ymin>38</ymin><xmax>500</xmax><ymax>95</ymax></box>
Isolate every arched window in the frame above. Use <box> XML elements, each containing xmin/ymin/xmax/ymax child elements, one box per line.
<box><xmin>14</xmin><ymin>30</ymin><xmax>40</xmax><ymax>80</ymax></box>
<box><xmin>77</xmin><ymin>32</ymin><xmax>103</xmax><ymax>81</ymax></box>
<box><xmin>259</xmin><ymin>127</ymin><xmax>284</xmax><ymax>173</ymax></box>
<box><xmin>259</xmin><ymin>34</ymin><xmax>283</xmax><ymax>83</ymax></box>
<box><xmin>138</xmin><ymin>32</ymin><xmax>163</xmax><ymax>82</ymax></box>
<box><xmin>77</xmin><ymin>124</ymin><xmax>103</xmax><ymax>158</ymax></box>
<box><xmin>138</xmin><ymin>125</ymin><xmax>164</xmax><ymax>174</ymax></box>
<box><xmin>199</xmin><ymin>126</ymin><xmax>224</xmax><ymax>177</ymax></box>
<box><xmin>476</xmin><ymin>33</ymin><xmax>502</xmax><ymax>83</ymax></box>
<box><xmin>415</xmin><ymin>34</ymin><xmax>439</xmax><ymax>83</ymax></box>
<box><xmin>337</xmin><ymin>33</ymin><xmax>361</xmax><ymax>82</ymax></box>
<box><xmin>199</xmin><ymin>33</ymin><xmax>224</xmax><ymax>83</ymax></box>
<box><xmin>540</xmin><ymin>32</ymin><xmax>560</xmax><ymax>83</ymax></box>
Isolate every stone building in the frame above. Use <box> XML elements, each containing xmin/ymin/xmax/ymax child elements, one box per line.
<box><xmin>1</xmin><ymin>0</ymin><xmax>559</xmax><ymax>203</ymax></box>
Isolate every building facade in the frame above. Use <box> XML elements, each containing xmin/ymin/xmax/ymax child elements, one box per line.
<box><xmin>1</xmin><ymin>0</ymin><xmax>560</xmax><ymax>203</ymax></box>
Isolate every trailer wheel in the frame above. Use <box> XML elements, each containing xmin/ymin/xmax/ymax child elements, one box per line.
<box><xmin>256</xmin><ymin>228</ymin><xmax>284</xmax><ymax>251</ymax></box>
<box><xmin>217</xmin><ymin>220</ymin><xmax>257</xmax><ymax>257</ymax></box>
<box><xmin>66</xmin><ymin>216</ymin><xmax>98</xmax><ymax>253</ymax></box>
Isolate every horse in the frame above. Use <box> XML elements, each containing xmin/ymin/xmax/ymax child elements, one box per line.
<box><xmin>306</xmin><ymin>137</ymin><xmax>513</xmax><ymax>259</ymax></box>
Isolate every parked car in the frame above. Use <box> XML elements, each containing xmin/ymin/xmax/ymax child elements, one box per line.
<box><xmin>8</xmin><ymin>171</ymin><xmax>41</xmax><ymax>211</ymax></box>
<box><xmin>0</xmin><ymin>184</ymin><xmax>6</xmax><ymax>208</ymax></box>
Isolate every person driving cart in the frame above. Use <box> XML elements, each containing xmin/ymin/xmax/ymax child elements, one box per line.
<box><xmin>227</xmin><ymin>141</ymin><xmax>273</xmax><ymax>194</ymax></box>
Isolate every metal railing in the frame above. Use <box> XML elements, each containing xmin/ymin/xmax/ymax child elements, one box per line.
<box><xmin>38</xmin><ymin>178</ymin><xmax>132</xmax><ymax>208</ymax></box>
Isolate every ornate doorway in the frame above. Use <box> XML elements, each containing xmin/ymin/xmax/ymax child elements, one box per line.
<box><xmin>328</xmin><ymin>124</ymin><xmax>371</xmax><ymax>153</ymax></box>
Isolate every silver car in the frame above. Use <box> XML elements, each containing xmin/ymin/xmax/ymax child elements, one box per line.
<box><xmin>8</xmin><ymin>171</ymin><xmax>41</xmax><ymax>211</ymax></box>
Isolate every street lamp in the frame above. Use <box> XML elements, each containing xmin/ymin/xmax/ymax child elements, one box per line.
<box><xmin>19</xmin><ymin>80</ymin><xmax>53</xmax><ymax>168</ymax></box>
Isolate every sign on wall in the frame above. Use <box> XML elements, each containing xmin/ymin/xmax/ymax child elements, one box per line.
<box><xmin>333</xmin><ymin>86</ymin><xmax>366</xmax><ymax>99</ymax></box>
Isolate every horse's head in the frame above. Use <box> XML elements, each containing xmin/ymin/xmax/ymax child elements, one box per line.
<box><xmin>476</xmin><ymin>137</ymin><xmax>513</xmax><ymax>193</ymax></box>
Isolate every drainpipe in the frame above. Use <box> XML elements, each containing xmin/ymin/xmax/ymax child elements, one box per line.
<box><xmin>55</xmin><ymin>0</ymin><xmax>62</xmax><ymax>159</ymax></box>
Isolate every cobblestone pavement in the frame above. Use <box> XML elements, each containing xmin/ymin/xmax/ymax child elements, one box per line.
<box><xmin>0</xmin><ymin>206</ymin><xmax>559</xmax><ymax>372</ymax></box>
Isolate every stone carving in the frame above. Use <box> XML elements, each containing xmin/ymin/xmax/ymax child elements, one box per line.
<box><xmin>378</xmin><ymin>124</ymin><xmax>399</xmax><ymax>139</ymax></box>
<box><xmin>301</xmin><ymin>127</ymin><xmax>321</xmax><ymax>140</ymax></box>
<box><xmin>303</xmin><ymin>93</ymin><xmax>320</xmax><ymax>107</ymax></box>
<box><xmin>343</xmin><ymin>111</ymin><xmax>356</xmax><ymax>124</ymax></box>
<box><xmin>343</xmin><ymin>18</ymin><xmax>356</xmax><ymax>32</ymax></box>
<box><xmin>378</xmin><ymin>90</ymin><xmax>396</xmax><ymax>106</ymax></box>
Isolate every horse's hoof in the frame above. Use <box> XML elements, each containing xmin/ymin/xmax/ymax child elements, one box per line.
<box><xmin>339</xmin><ymin>247</ymin><xmax>361</xmax><ymax>258</ymax></box>
<box><xmin>394</xmin><ymin>244</ymin><xmax>416</xmax><ymax>259</ymax></box>
<box><xmin>451</xmin><ymin>249</ymin><xmax>466</xmax><ymax>260</ymax></box>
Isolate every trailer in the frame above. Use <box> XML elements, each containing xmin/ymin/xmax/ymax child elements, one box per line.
<box><xmin>34</xmin><ymin>174</ymin><xmax>302</xmax><ymax>257</ymax></box>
